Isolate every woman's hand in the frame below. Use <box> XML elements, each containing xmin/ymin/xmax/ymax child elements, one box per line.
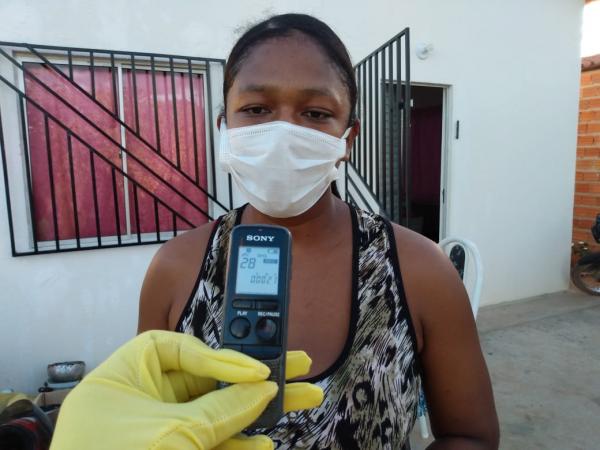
<box><xmin>50</xmin><ymin>330</ymin><xmax>323</xmax><ymax>450</ymax></box>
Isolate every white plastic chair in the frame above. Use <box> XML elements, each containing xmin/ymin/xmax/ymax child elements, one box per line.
<box><xmin>416</xmin><ymin>237</ymin><xmax>483</xmax><ymax>440</ymax></box>
<box><xmin>438</xmin><ymin>237</ymin><xmax>483</xmax><ymax>317</ymax></box>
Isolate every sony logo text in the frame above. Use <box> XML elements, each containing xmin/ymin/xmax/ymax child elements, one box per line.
<box><xmin>246</xmin><ymin>235</ymin><xmax>275</xmax><ymax>242</ymax></box>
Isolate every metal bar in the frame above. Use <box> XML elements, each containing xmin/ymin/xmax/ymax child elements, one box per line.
<box><xmin>0</xmin><ymin>70</ymin><xmax>219</xmax><ymax>218</ymax></box>
<box><xmin>381</xmin><ymin>51</ymin><xmax>386</xmax><ymax>213</ymax></box>
<box><xmin>133</xmin><ymin>179</ymin><xmax>194</xmax><ymax>228</ymax></box>
<box><xmin>3</xmin><ymin>130</ymin><xmax>193</xmax><ymax>259</ymax></box>
<box><xmin>154</xmin><ymin>197</ymin><xmax>160</xmax><ymax>241</ymax></box>
<box><xmin>0</xmin><ymin>110</ymin><xmax>17</xmax><ymax>255</ymax></box>
<box><xmin>395</xmin><ymin>38</ymin><xmax>403</xmax><ymax>225</ymax></box>
<box><xmin>206</xmin><ymin>62</ymin><xmax>217</xmax><ymax>197</ymax></box>
<box><xmin>374</xmin><ymin>52</ymin><xmax>380</xmax><ymax>198</ymax></box>
<box><xmin>344</xmin><ymin>161</ymin><xmax>348</xmax><ymax>202</ymax></box>
<box><xmin>133</xmin><ymin>183</ymin><xmax>141</xmax><ymax>243</ymax></box>
<box><xmin>359</xmin><ymin>64</ymin><xmax>364</xmax><ymax>176</ymax></box>
<box><xmin>355</xmin><ymin>66</ymin><xmax>365</xmax><ymax>178</ymax></box>
<box><xmin>352</xmin><ymin>28</ymin><xmax>410</xmax><ymax>67</ymax></box>
<box><xmin>368</xmin><ymin>56</ymin><xmax>373</xmax><ymax>190</ymax></box>
<box><xmin>187</xmin><ymin>59</ymin><xmax>200</xmax><ymax>184</ymax></box>
<box><xmin>66</xmin><ymin>132</ymin><xmax>81</xmax><ymax>248</ymax></box>
<box><xmin>90</xmin><ymin>137</ymin><xmax>200</xmax><ymax>240</ymax></box>
<box><xmin>388</xmin><ymin>43</ymin><xmax>394</xmax><ymax>218</ymax></box>
<box><xmin>111</xmin><ymin>167</ymin><xmax>122</xmax><ymax>245</ymax></box>
<box><xmin>404</xmin><ymin>32</ymin><xmax>412</xmax><ymax>227</ymax></box>
<box><xmin>18</xmin><ymin>97</ymin><xmax>38</xmax><ymax>252</ymax></box>
<box><xmin>228</xmin><ymin>174</ymin><xmax>233</xmax><ymax>210</ymax></box>
<box><xmin>5</xmin><ymin>165</ymin><xmax>196</xmax><ymax>256</ymax></box>
<box><xmin>354</xmin><ymin>65</ymin><xmax>359</xmax><ymax>174</ymax></box>
<box><xmin>362</xmin><ymin>62</ymin><xmax>367</xmax><ymax>180</ymax></box>
<box><xmin>2</xmin><ymin>41</ymin><xmax>226</xmax><ymax>64</ymax></box>
<box><xmin>10</xmin><ymin>239</ymin><xmax>178</xmax><ymax>256</ymax></box>
<box><xmin>172</xmin><ymin>212</ymin><xmax>177</xmax><ymax>237</ymax></box>
<box><xmin>19</xmin><ymin>47</ymin><xmax>224</xmax><ymax>209</ymax></box>
<box><xmin>67</xmin><ymin>50</ymin><xmax>73</xmax><ymax>80</ymax></box>
<box><xmin>360</xmin><ymin>62</ymin><xmax>365</xmax><ymax>183</ymax></box>
<box><xmin>130</xmin><ymin>55</ymin><xmax>140</xmax><ymax>134</ymax></box>
<box><xmin>44</xmin><ymin>115</ymin><xmax>60</xmax><ymax>249</ymax></box>
<box><xmin>110</xmin><ymin>52</ymin><xmax>118</xmax><ymax>114</ymax></box>
<box><xmin>89</xmin><ymin>51</ymin><xmax>95</xmax><ymax>99</ymax></box>
<box><xmin>352</xmin><ymin>67</ymin><xmax>357</xmax><ymax>166</ymax></box>
<box><xmin>150</xmin><ymin>56</ymin><xmax>161</xmax><ymax>154</ymax></box>
<box><xmin>89</xmin><ymin>152</ymin><xmax>102</xmax><ymax>246</ymax></box>
<box><xmin>116</xmin><ymin>64</ymin><xmax>131</xmax><ymax>237</ymax></box>
<box><xmin>347</xmin><ymin>161</ymin><xmax>388</xmax><ymax>214</ymax></box>
<box><xmin>169</xmin><ymin>57</ymin><xmax>181</xmax><ymax>168</ymax></box>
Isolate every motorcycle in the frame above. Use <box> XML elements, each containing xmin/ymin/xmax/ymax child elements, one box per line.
<box><xmin>571</xmin><ymin>214</ymin><xmax>600</xmax><ymax>295</ymax></box>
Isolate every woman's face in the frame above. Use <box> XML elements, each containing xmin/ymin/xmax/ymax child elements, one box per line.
<box><xmin>224</xmin><ymin>31</ymin><xmax>357</xmax><ymax>146</ymax></box>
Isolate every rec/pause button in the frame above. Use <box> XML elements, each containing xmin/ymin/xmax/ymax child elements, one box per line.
<box><xmin>256</xmin><ymin>318</ymin><xmax>277</xmax><ymax>341</ymax></box>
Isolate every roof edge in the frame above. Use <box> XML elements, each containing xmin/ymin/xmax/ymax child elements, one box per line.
<box><xmin>582</xmin><ymin>54</ymin><xmax>600</xmax><ymax>72</ymax></box>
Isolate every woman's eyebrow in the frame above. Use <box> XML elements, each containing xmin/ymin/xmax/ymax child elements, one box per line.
<box><xmin>239</xmin><ymin>84</ymin><xmax>338</xmax><ymax>99</ymax></box>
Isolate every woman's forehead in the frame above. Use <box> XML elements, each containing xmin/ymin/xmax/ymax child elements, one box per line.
<box><xmin>229</xmin><ymin>34</ymin><xmax>349</xmax><ymax>100</ymax></box>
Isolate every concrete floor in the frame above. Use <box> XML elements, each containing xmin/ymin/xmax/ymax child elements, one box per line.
<box><xmin>410</xmin><ymin>290</ymin><xmax>600</xmax><ymax>450</ymax></box>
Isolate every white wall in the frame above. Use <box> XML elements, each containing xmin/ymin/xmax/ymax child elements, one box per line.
<box><xmin>0</xmin><ymin>0</ymin><xmax>582</xmax><ymax>392</ymax></box>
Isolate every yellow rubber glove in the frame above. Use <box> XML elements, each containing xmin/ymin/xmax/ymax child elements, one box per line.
<box><xmin>50</xmin><ymin>330</ymin><xmax>323</xmax><ymax>450</ymax></box>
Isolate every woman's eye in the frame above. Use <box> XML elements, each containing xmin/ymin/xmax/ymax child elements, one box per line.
<box><xmin>305</xmin><ymin>110</ymin><xmax>332</xmax><ymax>120</ymax></box>
<box><xmin>242</xmin><ymin>106</ymin><xmax>269</xmax><ymax>115</ymax></box>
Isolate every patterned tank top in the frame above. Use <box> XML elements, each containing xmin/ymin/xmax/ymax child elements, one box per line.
<box><xmin>176</xmin><ymin>203</ymin><xmax>422</xmax><ymax>449</ymax></box>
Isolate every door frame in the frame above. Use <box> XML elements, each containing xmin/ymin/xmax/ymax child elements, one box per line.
<box><xmin>410</xmin><ymin>81</ymin><xmax>451</xmax><ymax>242</ymax></box>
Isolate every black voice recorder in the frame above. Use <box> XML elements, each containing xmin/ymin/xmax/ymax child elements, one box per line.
<box><xmin>221</xmin><ymin>224</ymin><xmax>291</xmax><ymax>429</ymax></box>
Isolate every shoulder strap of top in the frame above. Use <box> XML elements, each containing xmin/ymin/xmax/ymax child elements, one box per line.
<box><xmin>354</xmin><ymin>206</ymin><xmax>421</xmax><ymax>365</ymax></box>
<box><xmin>210</xmin><ymin>205</ymin><xmax>243</xmax><ymax>280</ymax></box>
<box><xmin>381</xmin><ymin>214</ymin><xmax>421</xmax><ymax>370</ymax></box>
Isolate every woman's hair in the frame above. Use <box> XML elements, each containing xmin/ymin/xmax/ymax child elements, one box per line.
<box><xmin>222</xmin><ymin>13</ymin><xmax>357</xmax><ymax>126</ymax></box>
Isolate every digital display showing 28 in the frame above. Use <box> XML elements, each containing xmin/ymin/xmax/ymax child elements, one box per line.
<box><xmin>235</xmin><ymin>246</ymin><xmax>280</xmax><ymax>295</ymax></box>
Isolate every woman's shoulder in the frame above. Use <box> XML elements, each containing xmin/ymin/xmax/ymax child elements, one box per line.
<box><xmin>156</xmin><ymin>220</ymin><xmax>218</xmax><ymax>268</ymax></box>
<box><xmin>137</xmin><ymin>220</ymin><xmax>219</xmax><ymax>332</ymax></box>
<box><xmin>389</xmin><ymin>220</ymin><xmax>463</xmax><ymax>301</ymax></box>
<box><xmin>387</xmin><ymin>220</ymin><xmax>469</xmax><ymax>352</ymax></box>
<box><xmin>340</xmin><ymin>203</ymin><xmax>445</xmax><ymax>269</ymax></box>
<box><xmin>389</xmin><ymin>221</ymin><xmax>443</xmax><ymax>264</ymax></box>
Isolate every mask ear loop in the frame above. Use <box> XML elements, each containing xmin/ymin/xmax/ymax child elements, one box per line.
<box><xmin>334</xmin><ymin>127</ymin><xmax>352</xmax><ymax>173</ymax></box>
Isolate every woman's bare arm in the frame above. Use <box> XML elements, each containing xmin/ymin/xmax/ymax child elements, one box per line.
<box><xmin>394</xmin><ymin>225</ymin><xmax>499</xmax><ymax>449</ymax></box>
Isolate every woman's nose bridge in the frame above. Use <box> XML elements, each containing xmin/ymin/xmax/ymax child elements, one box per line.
<box><xmin>272</xmin><ymin>105</ymin><xmax>301</xmax><ymax>125</ymax></box>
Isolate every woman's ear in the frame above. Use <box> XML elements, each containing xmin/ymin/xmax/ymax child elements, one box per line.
<box><xmin>341</xmin><ymin>118</ymin><xmax>360</xmax><ymax>162</ymax></box>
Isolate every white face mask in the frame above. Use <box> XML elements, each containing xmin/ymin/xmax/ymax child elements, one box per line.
<box><xmin>219</xmin><ymin>121</ymin><xmax>351</xmax><ymax>218</ymax></box>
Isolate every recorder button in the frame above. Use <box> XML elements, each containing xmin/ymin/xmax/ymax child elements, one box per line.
<box><xmin>230</xmin><ymin>317</ymin><xmax>251</xmax><ymax>339</ymax></box>
<box><xmin>255</xmin><ymin>318</ymin><xmax>278</xmax><ymax>341</ymax></box>
<box><xmin>233</xmin><ymin>299</ymin><xmax>254</xmax><ymax>309</ymax></box>
<box><xmin>256</xmin><ymin>301</ymin><xmax>278</xmax><ymax>311</ymax></box>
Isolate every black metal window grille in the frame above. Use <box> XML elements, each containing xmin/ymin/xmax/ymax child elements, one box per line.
<box><xmin>345</xmin><ymin>29</ymin><xmax>411</xmax><ymax>225</ymax></box>
<box><xmin>0</xmin><ymin>42</ymin><xmax>230</xmax><ymax>256</ymax></box>
<box><xmin>1</xmin><ymin>34</ymin><xmax>410</xmax><ymax>256</ymax></box>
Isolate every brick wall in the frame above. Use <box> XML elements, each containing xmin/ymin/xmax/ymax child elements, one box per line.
<box><xmin>573</xmin><ymin>55</ymin><xmax>600</xmax><ymax>248</ymax></box>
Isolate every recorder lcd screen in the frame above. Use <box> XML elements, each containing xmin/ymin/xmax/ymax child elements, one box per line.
<box><xmin>235</xmin><ymin>246</ymin><xmax>280</xmax><ymax>295</ymax></box>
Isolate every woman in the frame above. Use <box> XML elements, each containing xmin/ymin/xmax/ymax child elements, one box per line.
<box><xmin>138</xmin><ymin>13</ymin><xmax>499</xmax><ymax>449</ymax></box>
